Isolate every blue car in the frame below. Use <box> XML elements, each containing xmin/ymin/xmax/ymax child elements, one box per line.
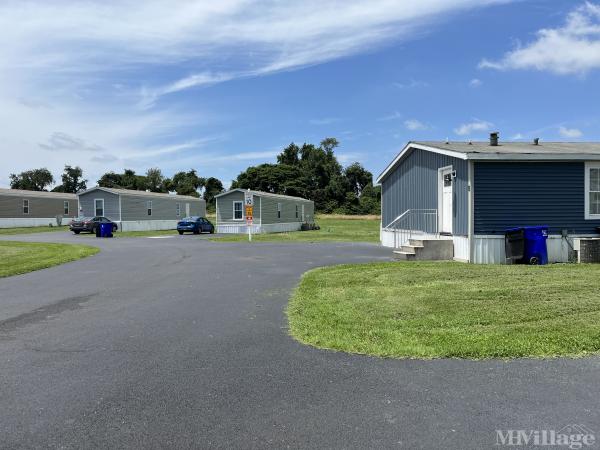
<box><xmin>177</xmin><ymin>216</ymin><xmax>215</xmax><ymax>235</ymax></box>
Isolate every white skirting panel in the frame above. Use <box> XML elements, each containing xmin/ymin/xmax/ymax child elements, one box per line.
<box><xmin>216</xmin><ymin>222</ymin><xmax>302</xmax><ymax>234</ymax></box>
<box><xmin>380</xmin><ymin>229</ymin><xmax>396</xmax><ymax>248</ymax></box>
<box><xmin>473</xmin><ymin>235</ymin><xmax>574</xmax><ymax>264</ymax></box>
<box><xmin>453</xmin><ymin>236</ymin><xmax>470</xmax><ymax>262</ymax></box>
<box><xmin>119</xmin><ymin>220</ymin><xmax>179</xmax><ymax>232</ymax></box>
<box><xmin>0</xmin><ymin>217</ymin><xmax>64</xmax><ymax>228</ymax></box>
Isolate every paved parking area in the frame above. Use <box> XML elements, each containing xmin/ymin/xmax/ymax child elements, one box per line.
<box><xmin>1</xmin><ymin>233</ymin><xmax>599</xmax><ymax>449</ymax></box>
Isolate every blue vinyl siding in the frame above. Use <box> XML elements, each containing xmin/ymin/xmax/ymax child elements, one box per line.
<box><xmin>381</xmin><ymin>148</ymin><xmax>468</xmax><ymax>236</ymax></box>
<box><xmin>474</xmin><ymin>161</ymin><xmax>600</xmax><ymax>234</ymax></box>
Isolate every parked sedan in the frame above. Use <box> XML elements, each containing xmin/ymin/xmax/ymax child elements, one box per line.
<box><xmin>177</xmin><ymin>217</ymin><xmax>215</xmax><ymax>235</ymax></box>
<box><xmin>70</xmin><ymin>216</ymin><xmax>118</xmax><ymax>234</ymax></box>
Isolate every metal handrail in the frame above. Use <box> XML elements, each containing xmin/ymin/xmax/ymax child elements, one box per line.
<box><xmin>383</xmin><ymin>209</ymin><xmax>438</xmax><ymax>248</ymax></box>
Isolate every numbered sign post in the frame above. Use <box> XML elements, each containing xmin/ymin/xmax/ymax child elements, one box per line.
<box><xmin>245</xmin><ymin>191</ymin><xmax>254</xmax><ymax>241</ymax></box>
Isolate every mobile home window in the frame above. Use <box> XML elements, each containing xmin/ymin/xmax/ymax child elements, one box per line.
<box><xmin>64</xmin><ymin>201</ymin><xmax>69</xmax><ymax>215</ymax></box>
<box><xmin>233</xmin><ymin>201</ymin><xmax>243</xmax><ymax>220</ymax></box>
<box><xmin>277</xmin><ymin>203</ymin><xmax>281</xmax><ymax>219</ymax></box>
<box><xmin>587</xmin><ymin>163</ymin><xmax>600</xmax><ymax>219</ymax></box>
<box><xmin>23</xmin><ymin>199</ymin><xmax>29</xmax><ymax>214</ymax></box>
<box><xmin>176</xmin><ymin>203</ymin><xmax>181</xmax><ymax>217</ymax></box>
<box><xmin>295</xmin><ymin>204</ymin><xmax>299</xmax><ymax>219</ymax></box>
<box><xmin>147</xmin><ymin>200</ymin><xmax>152</xmax><ymax>216</ymax></box>
<box><xmin>94</xmin><ymin>199</ymin><xmax>104</xmax><ymax>216</ymax></box>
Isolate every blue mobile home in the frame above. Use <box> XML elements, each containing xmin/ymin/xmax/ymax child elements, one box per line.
<box><xmin>376</xmin><ymin>136</ymin><xmax>600</xmax><ymax>263</ymax></box>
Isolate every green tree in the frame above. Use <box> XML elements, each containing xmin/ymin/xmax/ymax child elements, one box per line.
<box><xmin>145</xmin><ymin>167</ymin><xmax>166</xmax><ymax>192</ymax></box>
<box><xmin>344</xmin><ymin>162</ymin><xmax>372</xmax><ymax>197</ymax></box>
<box><xmin>276</xmin><ymin>143</ymin><xmax>300</xmax><ymax>166</ymax></box>
<box><xmin>203</xmin><ymin>177</ymin><xmax>224</xmax><ymax>211</ymax></box>
<box><xmin>97</xmin><ymin>171</ymin><xmax>123</xmax><ymax>188</ymax></box>
<box><xmin>97</xmin><ymin>169</ymin><xmax>147</xmax><ymax>190</ymax></box>
<box><xmin>9</xmin><ymin>168</ymin><xmax>54</xmax><ymax>191</ymax></box>
<box><xmin>230</xmin><ymin>137</ymin><xmax>377</xmax><ymax>214</ymax></box>
<box><xmin>52</xmin><ymin>165</ymin><xmax>87</xmax><ymax>193</ymax></box>
<box><xmin>166</xmin><ymin>169</ymin><xmax>204</xmax><ymax>197</ymax></box>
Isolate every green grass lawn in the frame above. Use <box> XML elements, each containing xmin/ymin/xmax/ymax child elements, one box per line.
<box><xmin>0</xmin><ymin>241</ymin><xmax>99</xmax><ymax>278</ymax></box>
<box><xmin>212</xmin><ymin>215</ymin><xmax>380</xmax><ymax>243</ymax></box>
<box><xmin>288</xmin><ymin>261</ymin><xmax>600</xmax><ymax>359</ymax></box>
<box><xmin>0</xmin><ymin>226</ymin><xmax>69</xmax><ymax>235</ymax></box>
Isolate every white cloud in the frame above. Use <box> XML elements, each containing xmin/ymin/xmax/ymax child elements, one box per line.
<box><xmin>469</xmin><ymin>78</ymin><xmax>483</xmax><ymax>87</ymax></box>
<box><xmin>404</xmin><ymin>119</ymin><xmax>428</xmax><ymax>130</ymax></box>
<box><xmin>480</xmin><ymin>2</ymin><xmax>600</xmax><ymax>75</ymax></box>
<box><xmin>309</xmin><ymin>117</ymin><xmax>341</xmax><ymax>125</ymax></box>
<box><xmin>512</xmin><ymin>133</ymin><xmax>524</xmax><ymax>140</ymax></box>
<box><xmin>0</xmin><ymin>0</ymin><xmax>514</xmax><ymax>186</ymax></box>
<box><xmin>39</xmin><ymin>132</ymin><xmax>104</xmax><ymax>152</ymax></box>
<box><xmin>558</xmin><ymin>126</ymin><xmax>583</xmax><ymax>138</ymax></box>
<box><xmin>393</xmin><ymin>79</ymin><xmax>429</xmax><ymax>89</ymax></box>
<box><xmin>454</xmin><ymin>119</ymin><xmax>493</xmax><ymax>136</ymax></box>
<box><xmin>377</xmin><ymin>111</ymin><xmax>403</xmax><ymax>121</ymax></box>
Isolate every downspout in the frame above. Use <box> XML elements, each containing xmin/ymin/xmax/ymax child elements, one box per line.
<box><xmin>215</xmin><ymin>197</ymin><xmax>219</xmax><ymax>229</ymax></box>
<box><xmin>468</xmin><ymin>160</ymin><xmax>474</xmax><ymax>263</ymax></box>
<box><xmin>259</xmin><ymin>196</ymin><xmax>262</xmax><ymax>232</ymax></box>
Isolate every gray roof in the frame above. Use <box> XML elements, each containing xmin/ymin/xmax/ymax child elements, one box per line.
<box><xmin>80</xmin><ymin>186</ymin><xmax>203</xmax><ymax>201</ymax></box>
<box><xmin>377</xmin><ymin>140</ymin><xmax>600</xmax><ymax>183</ymax></box>
<box><xmin>215</xmin><ymin>188</ymin><xmax>312</xmax><ymax>202</ymax></box>
<box><xmin>416</xmin><ymin>141</ymin><xmax>600</xmax><ymax>156</ymax></box>
<box><xmin>0</xmin><ymin>188</ymin><xmax>77</xmax><ymax>199</ymax></box>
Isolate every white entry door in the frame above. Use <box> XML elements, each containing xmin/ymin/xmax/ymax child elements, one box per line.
<box><xmin>185</xmin><ymin>203</ymin><xmax>190</xmax><ymax>216</ymax></box>
<box><xmin>440</xmin><ymin>167</ymin><xmax>453</xmax><ymax>234</ymax></box>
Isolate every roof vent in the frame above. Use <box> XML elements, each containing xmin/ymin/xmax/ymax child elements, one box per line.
<box><xmin>533</xmin><ymin>137</ymin><xmax>540</xmax><ymax>145</ymax></box>
<box><xmin>490</xmin><ymin>132</ymin><xmax>499</xmax><ymax>146</ymax></box>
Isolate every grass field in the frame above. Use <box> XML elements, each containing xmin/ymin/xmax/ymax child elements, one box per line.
<box><xmin>288</xmin><ymin>261</ymin><xmax>600</xmax><ymax>359</ymax></box>
<box><xmin>0</xmin><ymin>241</ymin><xmax>99</xmax><ymax>278</ymax></box>
<box><xmin>0</xmin><ymin>226</ymin><xmax>69</xmax><ymax>236</ymax></box>
<box><xmin>212</xmin><ymin>215</ymin><xmax>380</xmax><ymax>243</ymax></box>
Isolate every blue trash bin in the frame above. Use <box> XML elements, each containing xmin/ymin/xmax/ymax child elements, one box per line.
<box><xmin>522</xmin><ymin>226</ymin><xmax>548</xmax><ymax>265</ymax></box>
<box><xmin>100</xmin><ymin>222</ymin><xmax>113</xmax><ymax>238</ymax></box>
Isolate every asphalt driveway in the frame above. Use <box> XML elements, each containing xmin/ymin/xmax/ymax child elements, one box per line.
<box><xmin>0</xmin><ymin>233</ymin><xmax>599</xmax><ymax>449</ymax></box>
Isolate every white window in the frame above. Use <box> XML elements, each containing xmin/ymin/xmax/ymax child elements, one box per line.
<box><xmin>295</xmin><ymin>204</ymin><xmax>299</xmax><ymax>219</ymax></box>
<box><xmin>94</xmin><ymin>199</ymin><xmax>104</xmax><ymax>216</ymax></box>
<box><xmin>147</xmin><ymin>200</ymin><xmax>152</xmax><ymax>216</ymax></box>
<box><xmin>23</xmin><ymin>199</ymin><xmax>29</xmax><ymax>214</ymax></box>
<box><xmin>277</xmin><ymin>202</ymin><xmax>281</xmax><ymax>219</ymax></box>
<box><xmin>64</xmin><ymin>201</ymin><xmax>69</xmax><ymax>215</ymax></box>
<box><xmin>176</xmin><ymin>203</ymin><xmax>181</xmax><ymax>217</ymax></box>
<box><xmin>586</xmin><ymin>162</ymin><xmax>600</xmax><ymax>219</ymax></box>
<box><xmin>233</xmin><ymin>201</ymin><xmax>243</xmax><ymax>220</ymax></box>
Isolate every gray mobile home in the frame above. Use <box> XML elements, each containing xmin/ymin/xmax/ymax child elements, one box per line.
<box><xmin>215</xmin><ymin>189</ymin><xmax>314</xmax><ymax>233</ymax></box>
<box><xmin>0</xmin><ymin>188</ymin><xmax>77</xmax><ymax>228</ymax></box>
<box><xmin>77</xmin><ymin>187</ymin><xmax>205</xmax><ymax>231</ymax></box>
<box><xmin>377</xmin><ymin>135</ymin><xmax>600</xmax><ymax>263</ymax></box>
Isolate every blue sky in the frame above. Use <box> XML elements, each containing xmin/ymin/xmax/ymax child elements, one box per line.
<box><xmin>1</xmin><ymin>0</ymin><xmax>600</xmax><ymax>188</ymax></box>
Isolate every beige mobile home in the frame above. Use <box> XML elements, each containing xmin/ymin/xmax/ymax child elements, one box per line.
<box><xmin>0</xmin><ymin>188</ymin><xmax>77</xmax><ymax>228</ymax></box>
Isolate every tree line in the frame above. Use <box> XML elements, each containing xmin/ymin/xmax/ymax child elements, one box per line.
<box><xmin>231</xmin><ymin>138</ymin><xmax>380</xmax><ymax>214</ymax></box>
<box><xmin>8</xmin><ymin>137</ymin><xmax>380</xmax><ymax>214</ymax></box>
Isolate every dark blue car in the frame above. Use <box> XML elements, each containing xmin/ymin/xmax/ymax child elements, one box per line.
<box><xmin>177</xmin><ymin>216</ymin><xmax>215</xmax><ymax>235</ymax></box>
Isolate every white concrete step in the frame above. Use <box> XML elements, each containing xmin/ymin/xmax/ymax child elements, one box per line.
<box><xmin>393</xmin><ymin>239</ymin><xmax>454</xmax><ymax>261</ymax></box>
